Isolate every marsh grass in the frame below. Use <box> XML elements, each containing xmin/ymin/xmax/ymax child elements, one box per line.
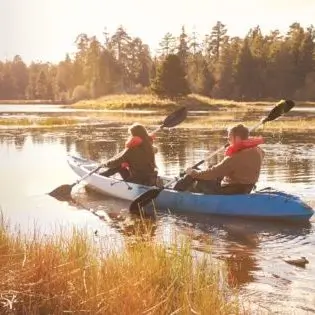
<box><xmin>0</xmin><ymin>117</ymin><xmax>78</xmax><ymax>127</ymax></box>
<box><xmin>0</xmin><ymin>215</ymin><xmax>243</xmax><ymax>315</ymax></box>
<box><xmin>0</xmin><ymin>118</ymin><xmax>31</xmax><ymax>126</ymax></box>
<box><xmin>70</xmin><ymin>93</ymin><xmax>276</xmax><ymax>111</ymax></box>
<box><xmin>180</xmin><ymin>117</ymin><xmax>315</xmax><ymax>131</ymax></box>
<box><xmin>37</xmin><ymin>117</ymin><xmax>77</xmax><ymax>126</ymax></box>
<box><xmin>69</xmin><ymin>93</ymin><xmax>315</xmax><ymax>111</ymax></box>
<box><xmin>0</xmin><ymin>100</ymin><xmax>65</xmax><ymax>105</ymax></box>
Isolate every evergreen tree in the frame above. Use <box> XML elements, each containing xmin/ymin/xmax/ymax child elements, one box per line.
<box><xmin>177</xmin><ymin>26</ymin><xmax>189</xmax><ymax>68</ymax></box>
<box><xmin>151</xmin><ymin>54</ymin><xmax>189</xmax><ymax>98</ymax></box>
<box><xmin>36</xmin><ymin>70</ymin><xmax>48</xmax><ymax>99</ymax></box>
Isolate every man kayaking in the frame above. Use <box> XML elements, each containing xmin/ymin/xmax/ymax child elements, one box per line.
<box><xmin>100</xmin><ymin>123</ymin><xmax>158</xmax><ymax>186</ymax></box>
<box><xmin>176</xmin><ymin>123</ymin><xmax>264</xmax><ymax>194</ymax></box>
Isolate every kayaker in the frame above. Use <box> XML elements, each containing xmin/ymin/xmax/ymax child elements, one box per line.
<box><xmin>100</xmin><ymin>123</ymin><xmax>158</xmax><ymax>186</ymax></box>
<box><xmin>178</xmin><ymin>123</ymin><xmax>265</xmax><ymax>194</ymax></box>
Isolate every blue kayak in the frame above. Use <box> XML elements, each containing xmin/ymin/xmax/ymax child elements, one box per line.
<box><xmin>68</xmin><ymin>155</ymin><xmax>314</xmax><ymax>221</ymax></box>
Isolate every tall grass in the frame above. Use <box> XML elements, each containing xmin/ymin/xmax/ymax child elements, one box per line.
<box><xmin>37</xmin><ymin>117</ymin><xmax>77</xmax><ymax>126</ymax></box>
<box><xmin>70</xmin><ymin>93</ymin><xmax>315</xmax><ymax>111</ymax></box>
<box><xmin>70</xmin><ymin>93</ymin><xmax>274</xmax><ymax>111</ymax></box>
<box><xmin>0</xmin><ymin>100</ymin><xmax>66</xmax><ymax>105</ymax></box>
<box><xmin>0</xmin><ymin>118</ymin><xmax>31</xmax><ymax>126</ymax></box>
<box><xmin>0</xmin><ymin>117</ymin><xmax>78</xmax><ymax>127</ymax></box>
<box><xmin>180</xmin><ymin>117</ymin><xmax>315</xmax><ymax>131</ymax></box>
<box><xmin>0</xmin><ymin>216</ymin><xmax>243</xmax><ymax>314</ymax></box>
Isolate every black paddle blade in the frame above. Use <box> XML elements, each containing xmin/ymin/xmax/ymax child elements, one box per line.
<box><xmin>129</xmin><ymin>188</ymin><xmax>162</xmax><ymax>214</ymax></box>
<box><xmin>263</xmin><ymin>99</ymin><xmax>295</xmax><ymax>123</ymax></box>
<box><xmin>162</xmin><ymin>106</ymin><xmax>187</xmax><ymax>128</ymax></box>
<box><xmin>48</xmin><ymin>183</ymin><xmax>75</xmax><ymax>202</ymax></box>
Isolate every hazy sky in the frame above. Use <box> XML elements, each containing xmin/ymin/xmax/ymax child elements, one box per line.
<box><xmin>1</xmin><ymin>0</ymin><xmax>315</xmax><ymax>63</ymax></box>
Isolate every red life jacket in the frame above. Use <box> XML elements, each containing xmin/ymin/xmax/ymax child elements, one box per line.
<box><xmin>224</xmin><ymin>137</ymin><xmax>264</xmax><ymax>157</ymax></box>
<box><xmin>121</xmin><ymin>134</ymin><xmax>155</xmax><ymax>169</ymax></box>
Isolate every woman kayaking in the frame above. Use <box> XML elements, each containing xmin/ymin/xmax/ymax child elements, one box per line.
<box><xmin>100</xmin><ymin>123</ymin><xmax>158</xmax><ymax>186</ymax></box>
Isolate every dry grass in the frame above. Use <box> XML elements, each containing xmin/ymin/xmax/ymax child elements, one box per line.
<box><xmin>0</xmin><ymin>117</ymin><xmax>78</xmax><ymax>126</ymax></box>
<box><xmin>0</xmin><ymin>118</ymin><xmax>31</xmax><ymax>126</ymax></box>
<box><xmin>70</xmin><ymin>93</ymin><xmax>277</xmax><ymax>111</ymax></box>
<box><xmin>91</xmin><ymin>109</ymin><xmax>315</xmax><ymax>132</ymax></box>
<box><xmin>0</xmin><ymin>100</ymin><xmax>65</xmax><ymax>105</ymax></box>
<box><xmin>179</xmin><ymin>117</ymin><xmax>315</xmax><ymax>131</ymax></box>
<box><xmin>71</xmin><ymin>94</ymin><xmax>178</xmax><ymax>110</ymax></box>
<box><xmin>69</xmin><ymin>93</ymin><xmax>315</xmax><ymax>111</ymax></box>
<box><xmin>0</xmin><ymin>216</ymin><xmax>243</xmax><ymax>315</ymax></box>
<box><xmin>37</xmin><ymin>117</ymin><xmax>78</xmax><ymax>126</ymax></box>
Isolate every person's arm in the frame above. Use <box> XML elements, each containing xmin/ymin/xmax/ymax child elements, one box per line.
<box><xmin>186</xmin><ymin>156</ymin><xmax>233</xmax><ymax>180</ymax></box>
<box><xmin>104</xmin><ymin>148</ymin><xmax>129</xmax><ymax>169</ymax></box>
<box><xmin>258</xmin><ymin>147</ymin><xmax>265</xmax><ymax>159</ymax></box>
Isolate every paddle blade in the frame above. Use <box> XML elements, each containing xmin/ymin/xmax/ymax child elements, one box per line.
<box><xmin>162</xmin><ymin>106</ymin><xmax>187</xmax><ymax>128</ymax></box>
<box><xmin>263</xmin><ymin>99</ymin><xmax>295</xmax><ymax>123</ymax></box>
<box><xmin>48</xmin><ymin>184</ymin><xmax>75</xmax><ymax>202</ymax></box>
<box><xmin>129</xmin><ymin>188</ymin><xmax>162</xmax><ymax>214</ymax></box>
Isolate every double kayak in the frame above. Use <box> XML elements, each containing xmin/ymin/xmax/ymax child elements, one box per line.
<box><xmin>68</xmin><ymin>155</ymin><xmax>314</xmax><ymax>221</ymax></box>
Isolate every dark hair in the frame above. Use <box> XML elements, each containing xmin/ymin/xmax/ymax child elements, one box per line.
<box><xmin>129</xmin><ymin>123</ymin><xmax>151</xmax><ymax>142</ymax></box>
<box><xmin>128</xmin><ymin>123</ymin><xmax>156</xmax><ymax>166</ymax></box>
<box><xmin>228</xmin><ymin>124</ymin><xmax>249</xmax><ymax>140</ymax></box>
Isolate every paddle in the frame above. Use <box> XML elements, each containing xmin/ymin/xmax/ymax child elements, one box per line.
<box><xmin>48</xmin><ymin>106</ymin><xmax>188</xmax><ymax>202</ymax></box>
<box><xmin>129</xmin><ymin>99</ymin><xmax>295</xmax><ymax>213</ymax></box>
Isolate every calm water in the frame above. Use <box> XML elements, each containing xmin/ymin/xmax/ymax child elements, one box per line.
<box><xmin>0</xmin><ymin>105</ymin><xmax>315</xmax><ymax>314</ymax></box>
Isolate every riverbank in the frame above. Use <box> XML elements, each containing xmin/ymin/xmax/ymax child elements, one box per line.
<box><xmin>0</xmin><ymin>217</ymin><xmax>242</xmax><ymax>314</ymax></box>
<box><xmin>3</xmin><ymin>94</ymin><xmax>315</xmax><ymax>110</ymax></box>
<box><xmin>1</xmin><ymin>94</ymin><xmax>315</xmax><ymax>132</ymax></box>
<box><xmin>68</xmin><ymin>94</ymin><xmax>315</xmax><ymax>111</ymax></box>
<box><xmin>67</xmin><ymin>94</ymin><xmax>275</xmax><ymax>111</ymax></box>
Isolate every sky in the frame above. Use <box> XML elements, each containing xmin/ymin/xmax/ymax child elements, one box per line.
<box><xmin>1</xmin><ymin>0</ymin><xmax>315</xmax><ymax>64</ymax></box>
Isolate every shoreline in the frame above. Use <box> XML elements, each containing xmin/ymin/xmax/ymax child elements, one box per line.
<box><xmin>1</xmin><ymin>95</ymin><xmax>315</xmax><ymax>115</ymax></box>
<box><xmin>3</xmin><ymin>94</ymin><xmax>315</xmax><ymax>110</ymax></box>
<box><xmin>1</xmin><ymin>94</ymin><xmax>315</xmax><ymax>132</ymax></box>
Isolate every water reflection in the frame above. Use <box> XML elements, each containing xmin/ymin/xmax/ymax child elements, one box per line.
<box><xmin>168</xmin><ymin>213</ymin><xmax>313</xmax><ymax>285</ymax></box>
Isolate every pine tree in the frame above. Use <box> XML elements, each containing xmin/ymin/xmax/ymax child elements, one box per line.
<box><xmin>151</xmin><ymin>54</ymin><xmax>189</xmax><ymax>98</ymax></box>
<box><xmin>36</xmin><ymin>71</ymin><xmax>48</xmax><ymax>99</ymax></box>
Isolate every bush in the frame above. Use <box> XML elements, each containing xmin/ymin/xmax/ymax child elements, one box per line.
<box><xmin>72</xmin><ymin>85</ymin><xmax>90</xmax><ymax>101</ymax></box>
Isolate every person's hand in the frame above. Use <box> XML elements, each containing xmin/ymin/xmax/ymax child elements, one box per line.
<box><xmin>153</xmin><ymin>145</ymin><xmax>158</xmax><ymax>154</ymax></box>
<box><xmin>186</xmin><ymin>167</ymin><xmax>197</xmax><ymax>177</ymax></box>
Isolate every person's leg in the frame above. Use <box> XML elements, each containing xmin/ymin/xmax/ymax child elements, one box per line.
<box><xmin>173</xmin><ymin>175</ymin><xmax>196</xmax><ymax>191</ymax></box>
<box><xmin>118</xmin><ymin>167</ymin><xmax>131</xmax><ymax>180</ymax></box>
<box><xmin>218</xmin><ymin>184</ymin><xmax>254</xmax><ymax>195</ymax></box>
<box><xmin>99</xmin><ymin>166</ymin><xmax>130</xmax><ymax>179</ymax></box>
<box><xmin>99</xmin><ymin>167</ymin><xmax>120</xmax><ymax>177</ymax></box>
<box><xmin>130</xmin><ymin>171</ymin><xmax>158</xmax><ymax>186</ymax></box>
<box><xmin>194</xmin><ymin>179</ymin><xmax>221</xmax><ymax>194</ymax></box>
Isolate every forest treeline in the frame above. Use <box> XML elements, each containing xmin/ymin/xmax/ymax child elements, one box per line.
<box><xmin>1</xmin><ymin>22</ymin><xmax>315</xmax><ymax>101</ymax></box>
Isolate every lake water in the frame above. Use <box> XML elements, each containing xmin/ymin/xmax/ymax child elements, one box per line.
<box><xmin>0</xmin><ymin>104</ymin><xmax>315</xmax><ymax>314</ymax></box>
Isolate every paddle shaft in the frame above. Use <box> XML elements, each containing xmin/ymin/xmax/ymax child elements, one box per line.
<box><xmin>164</xmin><ymin>120</ymin><xmax>263</xmax><ymax>189</ymax></box>
<box><xmin>75</xmin><ymin>165</ymin><xmax>103</xmax><ymax>185</ymax></box>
